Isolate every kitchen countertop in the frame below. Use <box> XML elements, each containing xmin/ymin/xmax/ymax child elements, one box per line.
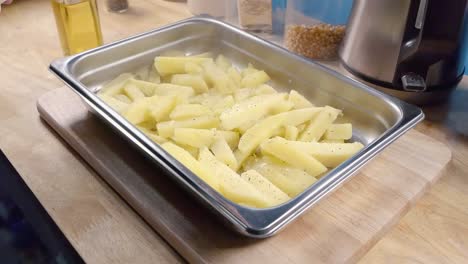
<box><xmin>0</xmin><ymin>0</ymin><xmax>467</xmax><ymax>263</ymax></box>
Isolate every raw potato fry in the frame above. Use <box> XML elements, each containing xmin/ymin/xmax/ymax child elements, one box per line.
<box><xmin>157</xmin><ymin>115</ymin><xmax>219</xmax><ymax>138</ymax></box>
<box><xmin>282</xmin><ymin>107</ymin><xmax>323</xmax><ymax>126</ymax></box>
<box><xmin>245</xmin><ymin>157</ymin><xmax>317</xmax><ymax>197</ymax></box>
<box><xmin>215</xmin><ymin>130</ymin><xmax>240</xmax><ymax>149</ymax></box>
<box><xmin>240</xmin><ymin>170</ymin><xmax>290</xmax><ymax>205</ymax></box>
<box><xmin>202</xmin><ymin>61</ymin><xmax>237</xmax><ymax>94</ymax></box>
<box><xmin>234</xmin><ymin>149</ymin><xmax>251</xmax><ymax>171</ymax></box>
<box><xmin>147</xmin><ymin>65</ymin><xmax>161</xmax><ymax>84</ymax></box>
<box><xmin>114</xmin><ymin>94</ymin><xmax>132</xmax><ymax>104</ymax></box>
<box><xmin>284</xmin><ymin>125</ymin><xmax>299</xmax><ymax>140</ymax></box>
<box><xmin>241</xmin><ymin>63</ymin><xmax>258</xmax><ymax>77</ymax></box>
<box><xmin>211</xmin><ymin>96</ymin><xmax>235</xmax><ymax>115</ymax></box>
<box><xmin>256</xmin><ymin>84</ymin><xmax>277</xmax><ymax>95</ymax></box>
<box><xmin>185</xmin><ymin>62</ymin><xmax>203</xmax><ymax>74</ymax></box>
<box><xmin>98</xmin><ymin>52</ymin><xmax>365</xmax><ymax>208</ymax></box>
<box><xmin>227</xmin><ymin>66</ymin><xmax>241</xmax><ymax>86</ymax></box>
<box><xmin>137</xmin><ymin>126</ymin><xmax>167</xmax><ymax>144</ymax></box>
<box><xmin>148</xmin><ymin>95</ymin><xmax>177</xmax><ymax>122</ymax></box>
<box><xmin>154</xmin><ymin>56</ymin><xmax>212</xmax><ymax>76</ymax></box>
<box><xmin>220</xmin><ymin>93</ymin><xmax>285</xmax><ymax>130</ymax></box>
<box><xmin>210</xmin><ymin>137</ymin><xmax>238</xmax><ymax>169</ymax></box>
<box><xmin>288</xmin><ymin>90</ymin><xmax>314</xmax><ymax>109</ymax></box>
<box><xmin>261</xmin><ymin>137</ymin><xmax>327</xmax><ymax>177</ymax></box>
<box><xmin>126</xmin><ymin>79</ymin><xmax>158</xmax><ymax>96</ymax></box>
<box><xmin>199</xmin><ymin>148</ymin><xmax>271</xmax><ymax>208</ymax></box>
<box><xmin>171</xmin><ymin>74</ymin><xmax>209</xmax><ymax>94</ymax></box>
<box><xmin>169</xmin><ymin>104</ymin><xmax>212</xmax><ymax>120</ymax></box>
<box><xmin>162</xmin><ymin>142</ymin><xmax>219</xmax><ymax>191</ymax></box>
<box><xmin>215</xmin><ymin>54</ymin><xmax>232</xmax><ymax>72</ymax></box>
<box><xmin>323</xmin><ymin>123</ymin><xmax>353</xmax><ymax>140</ymax></box>
<box><xmin>171</xmin><ymin>128</ymin><xmax>215</xmax><ymax>148</ymax></box>
<box><xmin>153</xmin><ymin>83</ymin><xmax>195</xmax><ymax>99</ymax></box>
<box><xmin>241</xmin><ymin>70</ymin><xmax>270</xmax><ymax>88</ymax></box>
<box><xmin>123</xmin><ymin>82</ymin><xmax>145</xmax><ymax>101</ymax></box>
<box><xmin>99</xmin><ymin>73</ymin><xmax>133</xmax><ymax>95</ymax></box>
<box><xmin>238</xmin><ymin>114</ymin><xmax>286</xmax><ymax>155</ymax></box>
<box><xmin>298</xmin><ymin>106</ymin><xmax>341</xmax><ymax>141</ymax></box>
<box><xmin>123</xmin><ymin>97</ymin><xmax>154</xmax><ymax>124</ymax></box>
<box><xmin>283</xmin><ymin>141</ymin><xmax>364</xmax><ymax>168</ymax></box>
<box><xmin>98</xmin><ymin>94</ymin><xmax>129</xmax><ymax>113</ymax></box>
<box><xmin>234</xmin><ymin>88</ymin><xmax>254</xmax><ymax>102</ymax></box>
<box><xmin>270</xmin><ymin>99</ymin><xmax>294</xmax><ymax>114</ymax></box>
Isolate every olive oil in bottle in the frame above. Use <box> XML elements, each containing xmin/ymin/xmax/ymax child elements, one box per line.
<box><xmin>51</xmin><ymin>0</ymin><xmax>103</xmax><ymax>55</ymax></box>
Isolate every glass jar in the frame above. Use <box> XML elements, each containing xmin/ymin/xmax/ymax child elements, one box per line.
<box><xmin>284</xmin><ymin>0</ymin><xmax>352</xmax><ymax>60</ymax></box>
<box><xmin>51</xmin><ymin>0</ymin><xmax>103</xmax><ymax>55</ymax></box>
<box><xmin>237</xmin><ymin>0</ymin><xmax>272</xmax><ymax>33</ymax></box>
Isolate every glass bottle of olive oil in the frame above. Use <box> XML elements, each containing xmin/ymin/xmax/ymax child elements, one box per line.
<box><xmin>51</xmin><ymin>0</ymin><xmax>103</xmax><ymax>55</ymax></box>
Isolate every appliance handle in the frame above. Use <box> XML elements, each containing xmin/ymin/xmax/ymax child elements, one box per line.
<box><xmin>398</xmin><ymin>0</ymin><xmax>428</xmax><ymax>61</ymax></box>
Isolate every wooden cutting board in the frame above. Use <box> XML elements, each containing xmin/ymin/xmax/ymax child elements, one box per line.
<box><xmin>37</xmin><ymin>88</ymin><xmax>451</xmax><ymax>263</ymax></box>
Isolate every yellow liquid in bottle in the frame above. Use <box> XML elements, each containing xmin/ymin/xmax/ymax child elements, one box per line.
<box><xmin>51</xmin><ymin>0</ymin><xmax>103</xmax><ymax>55</ymax></box>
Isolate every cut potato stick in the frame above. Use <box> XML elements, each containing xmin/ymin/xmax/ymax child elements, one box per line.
<box><xmin>99</xmin><ymin>73</ymin><xmax>134</xmax><ymax>95</ymax></box>
<box><xmin>125</xmin><ymin>79</ymin><xmax>158</xmax><ymax>96</ymax></box>
<box><xmin>157</xmin><ymin>115</ymin><xmax>220</xmax><ymax>138</ymax></box>
<box><xmin>284</xmin><ymin>125</ymin><xmax>299</xmax><ymax>140</ymax></box>
<box><xmin>220</xmin><ymin>93</ymin><xmax>285</xmax><ymax>130</ymax></box>
<box><xmin>210</xmin><ymin>137</ymin><xmax>238</xmax><ymax>169</ymax></box>
<box><xmin>162</xmin><ymin>142</ymin><xmax>219</xmax><ymax>191</ymax></box>
<box><xmin>148</xmin><ymin>95</ymin><xmax>177</xmax><ymax>122</ymax></box>
<box><xmin>98</xmin><ymin>94</ymin><xmax>129</xmax><ymax>113</ymax></box>
<box><xmin>169</xmin><ymin>104</ymin><xmax>212</xmax><ymax>120</ymax></box>
<box><xmin>123</xmin><ymin>97</ymin><xmax>155</xmax><ymax>124</ymax></box>
<box><xmin>323</xmin><ymin>123</ymin><xmax>353</xmax><ymax>140</ymax></box>
<box><xmin>199</xmin><ymin>148</ymin><xmax>271</xmax><ymax>208</ymax></box>
<box><xmin>123</xmin><ymin>83</ymin><xmax>145</xmax><ymax>101</ymax></box>
<box><xmin>214</xmin><ymin>130</ymin><xmax>239</xmax><ymax>149</ymax></box>
<box><xmin>245</xmin><ymin>157</ymin><xmax>317</xmax><ymax>197</ymax></box>
<box><xmin>240</xmin><ymin>170</ymin><xmax>290</xmax><ymax>205</ymax></box>
<box><xmin>261</xmin><ymin>137</ymin><xmax>327</xmax><ymax>177</ymax></box>
<box><xmin>171</xmin><ymin>74</ymin><xmax>208</xmax><ymax>94</ymax></box>
<box><xmin>215</xmin><ymin>54</ymin><xmax>232</xmax><ymax>72</ymax></box>
<box><xmin>172</xmin><ymin>128</ymin><xmax>215</xmax><ymax>148</ymax></box>
<box><xmin>288</xmin><ymin>90</ymin><xmax>314</xmax><ymax>109</ymax></box>
<box><xmin>154</xmin><ymin>56</ymin><xmax>212</xmax><ymax>76</ymax></box>
<box><xmin>238</xmin><ymin>114</ymin><xmax>286</xmax><ymax>154</ymax></box>
<box><xmin>298</xmin><ymin>106</ymin><xmax>341</xmax><ymax>141</ymax></box>
<box><xmin>136</xmin><ymin>126</ymin><xmax>167</xmax><ymax>144</ymax></box>
<box><xmin>114</xmin><ymin>94</ymin><xmax>132</xmax><ymax>103</ymax></box>
<box><xmin>241</xmin><ymin>70</ymin><xmax>270</xmax><ymax>88</ymax></box>
<box><xmin>153</xmin><ymin>83</ymin><xmax>195</xmax><ymax>99</ymax></box>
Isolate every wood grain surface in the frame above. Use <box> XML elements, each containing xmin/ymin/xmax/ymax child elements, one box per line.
<box><xmin>1</xmin><ymin>0</ymin><xmax>468</xmax><ymax>263</ymax></box>
<box><xmin>37</xmin><ymin>88</ymin><xmax>451</xmax><ymax>263</ymax></box>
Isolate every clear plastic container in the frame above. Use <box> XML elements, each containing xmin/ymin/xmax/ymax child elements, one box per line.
<box><xmin>284</xmin><ymin>0</ymin><xmax>352</xmax><ymax>60</ymax></box>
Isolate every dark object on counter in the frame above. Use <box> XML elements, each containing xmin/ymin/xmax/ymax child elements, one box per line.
<box><xmin>0</xmin><ymin>150</ymin><xmax>84</xmax><ymax>264</ymax></box>
<box><xmin>106</xmin><ymin>0</ymin><xmax>128</xmax><ymax>13</ymax></box>
<box><xmin>340</xmin><ymin>0</ymin><xmax>468</xmax><ymax>104</ymax></box>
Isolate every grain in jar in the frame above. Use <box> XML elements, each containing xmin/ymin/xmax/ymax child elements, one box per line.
<box><xmin>284</xmin><ymin>24</ymin><xmax>346</xmax><ymax>60</ymax></box>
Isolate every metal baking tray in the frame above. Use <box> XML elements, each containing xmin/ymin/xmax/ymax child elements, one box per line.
<box><xmin>49</xmin><ymin>16</ymin><xmax>424</xmax><ymax>238</ymax></box>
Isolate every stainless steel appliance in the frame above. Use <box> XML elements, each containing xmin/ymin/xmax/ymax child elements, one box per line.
<box><xmin>340</xmin><ymin>0</ymin><xmax>468</xmax><ymax>104</ymax></box>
